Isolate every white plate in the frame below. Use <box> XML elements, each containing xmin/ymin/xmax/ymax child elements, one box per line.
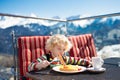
<box><xmin>52</xmin><ymin>65</ymin><xmax>86</xmax><ymax>73</ymax></box>
<box><xmin>87</xmin><ymin>67</ymin><xmax>106</xmax><ymax>73</ymax></box>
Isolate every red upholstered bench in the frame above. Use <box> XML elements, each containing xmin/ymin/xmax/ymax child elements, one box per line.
<box><xmin>17</xmin><ymin>34</ymin><xmax>97</xmax><ymax>80</ymax></box>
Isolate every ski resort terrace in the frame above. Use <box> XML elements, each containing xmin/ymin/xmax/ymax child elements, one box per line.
<box><xmin>0</xmin><ymin>12</ymin><xmax>120</xmax><ymax>80</ymax></box>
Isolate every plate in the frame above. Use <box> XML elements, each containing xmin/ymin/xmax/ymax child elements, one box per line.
<box><xmin>87</xmin><ymin>67</ymin><xmax>106</xmax><ymax>73</ymax></box>
<box><xmin>52</xmin><ymin>65</ymin><xmax>86</xmax><ymax>73</ymax></box>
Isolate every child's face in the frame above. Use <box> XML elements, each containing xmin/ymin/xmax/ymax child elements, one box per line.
<box><xmin>51</xmin><ymin>46</ymin><xmax>65</xmax><ymax>58</ymax></box>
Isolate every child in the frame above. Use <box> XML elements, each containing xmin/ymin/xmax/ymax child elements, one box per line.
<box><xmin>28</xmin><ymin>34</ymin><xmax>91</xmax><ymax>72</ymax></box>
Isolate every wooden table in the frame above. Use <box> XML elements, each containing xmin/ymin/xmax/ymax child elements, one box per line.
<box><xmin>26</xmin><ymin>57</ymin><xmax>120</xmax><ymax>80</ymax></box>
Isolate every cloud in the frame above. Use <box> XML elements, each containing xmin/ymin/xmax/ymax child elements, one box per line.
<box><xmin>72</xmin><ymin>14</ymin><xmax>94</xmax><ymax>28</ymax></box>
<box><xmin>72</xmin><ymin>19</ymin><xmax>93</xmax><ymax>28</ymax></box>
<box><xmin>0</xmin><ymin>16</ymin><xmax>23</xmax><ymax>28</ymax></box>
<box><xmin>0</xmin><ymin>13</ymin><xmax>58</xmax><ymax>28</ymax></box>
<box><xmin>30</xmin><ymin>13</ymin><xmax>37</xmax><ymax>17</ymax></box>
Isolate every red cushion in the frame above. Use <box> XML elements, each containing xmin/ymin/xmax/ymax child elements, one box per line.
<box><xmin>68</xmin><ymin>34</ymin><xmax>97</xmax><ymax>60</ymax></box>
<box><xmin>18</xmin><ymin>36</ymin><xmax>49</xmax><ymax>80</ymax></box>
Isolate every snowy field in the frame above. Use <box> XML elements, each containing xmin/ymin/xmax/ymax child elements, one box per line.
<box><xmin>98</xmin><ymin>44</ymin><xmax>120</xmax><ymax>59</ymax></box>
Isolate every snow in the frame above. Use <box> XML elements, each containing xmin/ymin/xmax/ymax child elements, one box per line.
<box><xmin>72</xmin><ymin>19</ymin><xmax>94</xmax><ymax>27</ymax></box>
<box><xmin>0</xmin><ymin>15</ymin><xmax>58</xmax><ymax>29</ymax></box>
<box><xmin>97</xmin><ymin>44</ymin><xmax>120</xmax><ymax>59</ymax></box>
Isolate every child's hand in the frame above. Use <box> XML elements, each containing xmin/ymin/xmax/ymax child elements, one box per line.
<box><xmin>36</xmin><ymin>60</ymin><xmax>50</xmax><ymax>70</ymax></box>
<box><xmin>50</xmin><ymin>57</ymin><xmax>60</xmax><ymax>65</ymax></box>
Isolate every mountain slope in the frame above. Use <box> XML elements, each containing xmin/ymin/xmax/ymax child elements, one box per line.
<box><xmin>0</xmin><ymin>16</ymin><xmax>120</xmax><ymax>54</ymax></box>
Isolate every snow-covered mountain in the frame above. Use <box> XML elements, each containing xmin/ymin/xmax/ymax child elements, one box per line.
<box><xmin>0</xmin><ymin>14</ymin><xmax>120</xmax><ymax>54</ymax></box>
<box><xmin>0</xmin><ymin>14</ymin><xmax>97</xmax><ymax>29</ymax></box>
<box><xmin>0</xmin><ymin>16</ymin><xmax>58</xmax><ymax>29</ymax></box>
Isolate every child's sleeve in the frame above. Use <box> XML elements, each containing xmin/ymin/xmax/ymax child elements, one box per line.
<box><xmin>28</xmin><ymin>55</ymin><xmax>47</xmax><ymax>72</ymax></box>
<box><xmin>63</xmin><ymin>56</ymin><xmax>92</xmax><ymax>67</ymax></box>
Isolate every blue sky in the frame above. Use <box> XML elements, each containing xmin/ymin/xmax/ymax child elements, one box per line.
<box><xmin>0</xmin><ymin>0</ymin><xmax>120</xmax><ymax>19</ymax></box>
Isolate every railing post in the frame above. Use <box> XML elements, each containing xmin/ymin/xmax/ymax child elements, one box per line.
<box><xmin>11</xmin><ymin>30</ymin><xmax>17</xmax><ymax>80</ymax></box>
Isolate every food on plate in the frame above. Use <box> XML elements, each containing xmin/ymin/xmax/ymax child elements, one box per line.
<box><xmin>59</xmin><ymin>65</ymin><xmax>81</xmax><ymax>71</ymax></box>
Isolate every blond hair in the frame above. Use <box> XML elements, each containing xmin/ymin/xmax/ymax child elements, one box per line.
<box><xmin>45</xmin><ymin>34</ymin><xmax>72</xmax><ymax>52</ymax></box>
